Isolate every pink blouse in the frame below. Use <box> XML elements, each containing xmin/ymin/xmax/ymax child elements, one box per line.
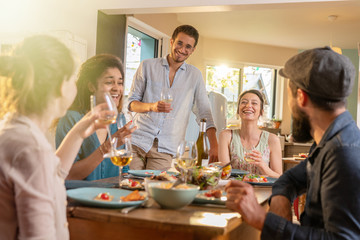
<box><xmin>0</xmin><ymin>114</ymin><xmax>69</xmax><ymax>240</ymax></box>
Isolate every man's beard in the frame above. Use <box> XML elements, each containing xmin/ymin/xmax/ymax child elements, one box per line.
<box><xmin>292</xmin><ymin>105</ymin><xmax>313</xmax><ymax>143</ymax></box>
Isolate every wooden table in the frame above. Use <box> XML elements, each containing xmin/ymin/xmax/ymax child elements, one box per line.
<box><xmin>67</xmin><ymin>177</ymin><xmax>272</xmax><ymax>240</ymax></box>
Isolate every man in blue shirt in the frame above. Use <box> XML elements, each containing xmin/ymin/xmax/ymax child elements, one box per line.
<box><xmin>226</xmin><ymin>47</ymin><xmax>360</xmax><ymax>239</ymax></box>
<box><xmin>128</xmin><ymin>25</ymin><xmax>218</xmax><ymax>170</ymax></box>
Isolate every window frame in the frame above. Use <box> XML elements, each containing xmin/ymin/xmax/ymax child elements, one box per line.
<box><xmin>204</xmin><ymin>61</ymin><xmax>283</xmax><ymax>121</ymax></box>
<box><xmin>124</xmin><ymin>16</ymin><xmax>170</xmax><ymax>96</ymax></box>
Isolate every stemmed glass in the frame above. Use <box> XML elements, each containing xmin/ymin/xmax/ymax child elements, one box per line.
<box><xmin>104</xmin><ymin>137</ymin><xmax>133</xmax><ymax>186</ymax></box>
<box><xmin>160</xmin><ymin>88</ymin><xmax>173</xmax><ymax>119</ymax></box>
<box><xmin>176</xmin><ymin>141</ymin><xmax>198</xmax><ymax>183</ymax></box>
<box><xmin>90</xmin><ymin>92</ymin><xmax>118</xmax><ymax>152</ymax></box>
<box><xmin>117</xmin><ymin>110</ymin><xmax>135</xmax><ymax>130</ymax></box>
<box><xmin>244</xmin><ymin>146</ymin><xmax>255</xmax><ymax>175</ymax></box>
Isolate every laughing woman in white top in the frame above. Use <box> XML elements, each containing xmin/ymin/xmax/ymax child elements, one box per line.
<box><xmin>218</xmin><ymin>89</ymin><xmax>282</xmax><ymax>178</ymax></box>
<box><xmin>0</xmin><ymin>35</ymin><xmax>108</xmax><ymax>239</ymax></box>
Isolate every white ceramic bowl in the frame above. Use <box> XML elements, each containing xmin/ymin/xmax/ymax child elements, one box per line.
<box><xmin>148</xmin><ymin>182</ymin><xmax>199</xmax><ymax>209</ymax></box>
<box><xmin>144</xmin><ymin>178</ymin><xmax>177</xmax><ymax>197</ymax></box>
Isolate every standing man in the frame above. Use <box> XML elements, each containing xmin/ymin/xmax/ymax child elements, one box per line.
<box><xmin>226</xmin><ymin>47</ymin><xmax>360</xmax><ymax>239</ymax></box>
<box><xmin>128</xmin><ymin>25</ymin><xmax>218</xmax><ymax>170</ymax></box>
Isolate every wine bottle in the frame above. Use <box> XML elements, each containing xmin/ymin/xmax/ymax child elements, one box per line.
<box><xmin>196</xmin><ymin>118</ymin><xmax>209</xmax><ymax>167</ymax></box>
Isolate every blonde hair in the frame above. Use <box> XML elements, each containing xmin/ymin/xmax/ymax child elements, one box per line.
<box><xmin>0</xmin><ymin>35</ymin><xmax>74</xmax><ymax>118</ymax></box>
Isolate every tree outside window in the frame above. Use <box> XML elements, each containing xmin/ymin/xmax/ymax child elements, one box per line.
<box><xmin>206</xmin><ymin>65</ymin><xmax>276</xmax><ymax>122</ymax></box>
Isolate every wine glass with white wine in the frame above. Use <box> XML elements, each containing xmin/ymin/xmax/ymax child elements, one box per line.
<box><xmin>176</xmin><ymin>141</ymin><xmax>198</xmax><ymax>183</ymax></box>
<box><xmin>90</xmin><ymin>92</ymin><xmax>118</xmax><ymax>152</ymax></box>
<box><xmin>104</xmin><ymin>137</ymin><xmax>133</xmax><ymax>186</ymax></box>
<box><xmin>160</xmin><ymin>88</ymin><xmax>173</xmax><ymax>119</ymax></box>
<box><xmin>244</xmin><ymin>146</ymin><xmax>255</xmax><ymax>175</ymax></box>
<box><xmin>117</xmin><ymin>110</ymin><xmax>135</xmax><ymax>130</ymax></box>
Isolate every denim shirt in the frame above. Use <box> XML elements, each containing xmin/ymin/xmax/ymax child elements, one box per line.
<box><xmin>262</xmin><ymin>111</ymin><xmax>360</xmax><ymax>239</ymax></box>
<box><xmin>56</xmin><ymin>110</ymin><xmax>128</xmax><ymax>180</ymax></box>
<box><xmin>128</xmin><ymin>56</ymin><xmax>215</xmax><ymax>156</ymax></box>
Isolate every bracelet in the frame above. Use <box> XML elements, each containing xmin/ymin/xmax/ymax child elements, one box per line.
<box><xmin>98</xmin><ymin>144</ymin><xmax>106</xmax><ymax>157</ymax></box>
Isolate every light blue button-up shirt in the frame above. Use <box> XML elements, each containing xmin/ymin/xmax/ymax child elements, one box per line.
<box><xmin>128</xmin><ymin>56</ymin><xmax>215</xmax><ymax>156</ymax></box>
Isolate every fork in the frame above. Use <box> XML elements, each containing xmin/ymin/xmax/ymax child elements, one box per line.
<box><xmin>121</xmin><ymin>198</ymin><xmax>153</xmax><ymax>214</ymax></box>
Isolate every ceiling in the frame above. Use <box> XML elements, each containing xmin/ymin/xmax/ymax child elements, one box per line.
<box><xmin>107</xmin><ymin>0</ymin><xmax>360</xmax><ymax>50</ymax></box>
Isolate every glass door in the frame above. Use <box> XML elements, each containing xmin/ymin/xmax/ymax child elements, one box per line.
<box><xmin>125</xmin><ymin>26</ymin><xmax>159</xmax><ymax>95</ymax></box>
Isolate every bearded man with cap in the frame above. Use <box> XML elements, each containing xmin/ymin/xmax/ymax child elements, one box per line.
<box><xmin>225</xmin><ymin>46</ymin><xmax>360</xmax><ymax>239</ymax></box>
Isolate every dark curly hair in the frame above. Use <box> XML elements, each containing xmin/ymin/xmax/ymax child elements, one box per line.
<box><xmin>69</xmin><ymin>54</ymin><xmax>124</xmax><ymax>114</ymax></box>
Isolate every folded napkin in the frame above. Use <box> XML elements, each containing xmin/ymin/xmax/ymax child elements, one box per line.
<box><xmin>65</xmin><ymin>180</ymin><xmax>116</xmax><ymax>190</ymax></box>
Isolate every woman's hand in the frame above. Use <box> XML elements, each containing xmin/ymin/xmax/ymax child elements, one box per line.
<box><xmin>246</xmin><ymin>149</ymin><xmax>273</xmax><ymax>176</ymax></box>
<box><xmin>247</xmin><ymin>149</ymin><xmax>280</xmax><ymax>177</ymax></box>
<box><xmin>113</xmin><ymin>121</ymin><xmax>137</xmax><ymax>146</ymax></box>
<box><xmin>73</xmin><ymin>104</ymin><xmax>110</xmax><ymax>139</ymax></box>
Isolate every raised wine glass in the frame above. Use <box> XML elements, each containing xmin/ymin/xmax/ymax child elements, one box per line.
<box><xmin>160</xmin><ymin>88</ymin><xmax>173</xmax><ymax>119</ymax></box>
<box><xmin>117</xmin><ymin>110</ymin><xmax>135</xmax><ymax>130</ymax></box>
<box><xmin>176</xmin><ymin>141</ymin><xmax>198</xmax><ymax>183</ymax></box>
<box><xmin>104</xmin><ymin>137</ymin><xmax>133</xmax><ymax>186</ymax></box>
<box><xmin>90</xmin><ymin>92</ymin><xmax>118</xmax><ymax>152</ymax></box>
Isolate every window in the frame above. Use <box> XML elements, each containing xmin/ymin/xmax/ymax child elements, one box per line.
<box><xmin>125</xmin><ymin>27</ymin><xmax>158</xmax><ymax>95</ymax></box>
<box><xmin>206</xmin><ymin>64</ymin><xmax>280</xmax><ymax>122</ymax></box>
<box><xmin>242</xmin><ymin>66</ymin><xmax>276</xmax><ymax>120</ymax></box>
<box><xmin>206</xmin><ymin>66</ymin><xmax>240</xmax><ymax>119</ymax></box>
<box><xmin>124</xmin><ymin>17</ymin><xmax>170</xmax><ymax>96</ymax></box>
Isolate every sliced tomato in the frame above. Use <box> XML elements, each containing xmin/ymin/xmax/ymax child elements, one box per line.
<box><xmin>100</xmin><ymin>193</ymin><xmax>110</xmax><ymax>200</ymax></box>
<box><xmin>204</xmin><ymin>192</ymin><xmax>213</xmax><ymax>197</ymax></box>
<box><xmin>131</xmin><ymin>181</ymin><xmax>139</xmax><ymax>187</ymax></box>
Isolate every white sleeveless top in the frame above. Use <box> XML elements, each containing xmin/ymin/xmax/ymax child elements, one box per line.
<box><xmin>230</xmin><ymin>130</ymin><xmax>270</xmax><ymax>174</ymax></box>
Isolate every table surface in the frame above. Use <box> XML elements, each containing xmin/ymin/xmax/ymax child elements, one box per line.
<box><xmin>67</xmin><ymin>177</ymin><xmax>272</xmax><ymax>240</ymax></box>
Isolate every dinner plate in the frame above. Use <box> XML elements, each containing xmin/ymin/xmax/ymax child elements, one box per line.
<box><xmin>192</xmin><ymin>190</ymin><xmax>227</xmax><ymax>205</ymax></box>
<box><xmin>66</xmin><ymin>187</ymin><xmax>146</xmax><ymax>208</ymax></box>
<box><xmin>230</xmin><ymin>169</ymin><xmax>249</xmax><ymax>177</ymax></box>
<box><xmin>120</xmin><ymin>185</ymin><xmax>145</xmax><ymax>191</ymax></box>
<box><xmin>244</xmin><ymin>177</ymin><xmax>278</xmax><ymax>186</ymax></box>
<box><xmin>65</xmin><ymin>180</ymin><xmax>116</xmax><ymax>190</ymax></box>
<box><xmin>128</xmin><ymin>170</ymin><xmax>178</xmax><ymax>178</ymax></box>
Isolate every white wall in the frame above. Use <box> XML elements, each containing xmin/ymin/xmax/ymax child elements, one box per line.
<box><xmin>0</xmin><ymin>0</ymin><xmax>313</xmax><ymax>135</ymax></box>
<box><xmin>0</xmin><ymin>0</ymin><xmax>328</xmax><ymax>58</ymax></box>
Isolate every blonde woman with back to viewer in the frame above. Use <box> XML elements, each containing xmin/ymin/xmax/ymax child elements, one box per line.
<box><xmin>218</xmin><ymin>89</ymin><xmax>282</xmax><ymax>178</ymax></box>
<box><xmin>0</xmin><ymin>35</ymin><xmax>108</xmax><ymax>239</ymax></box>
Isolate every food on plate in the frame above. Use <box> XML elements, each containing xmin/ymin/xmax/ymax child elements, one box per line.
<box><xmin>208</xmin><ymin>162</ymin><xmax>232</xmax><ymax>180</ymax></box>
<box><xmin>120</xmin><ymin>179</ymin><xmax>144</xmax><ymax>189</ymax></box>
<box><xmin>144</xmin><ymin>171</ymin><xmax>155</xmax><ymax>175</ymax></box>
<box><xmin>298</xmin><ymin>153</ymin><xmax>309</xmax><ymax>158</ymax></box>
<box><xmin>149</xmin><ymin>171</ymin><xmax>177</xmax><ymax>181</ymax></box>
<box><xmin>154</xmin><ymin>182</ymin><xmax>190</xmax><ymax>189</ymax></box>
<box><xmin>94</xmin><ymin>192</ymin><xmax>114</xmax><ymax>201</ymax></box>
<box><xmin>204</xmin><ymin>189</ymin><xmax>222</xmax><ymax>198</ymax></box>
<box><xmin>293</xmin><ymin>153</ymin><xmax>308</xmax><ymax>158</ymax></box>
<box><xmin>239</xmin><ymin>174</ymin><xmax>268</xmax><ymax>183</ymax></box>
<box><xmin>120</xmin><ymin>190</ymin><xmax>145</xmax><ymax>202</ymax></box>
<box><xmin>189</xmin><ymin>166</ymin><xmax>221</xmax><ymax>190</ymax></box>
